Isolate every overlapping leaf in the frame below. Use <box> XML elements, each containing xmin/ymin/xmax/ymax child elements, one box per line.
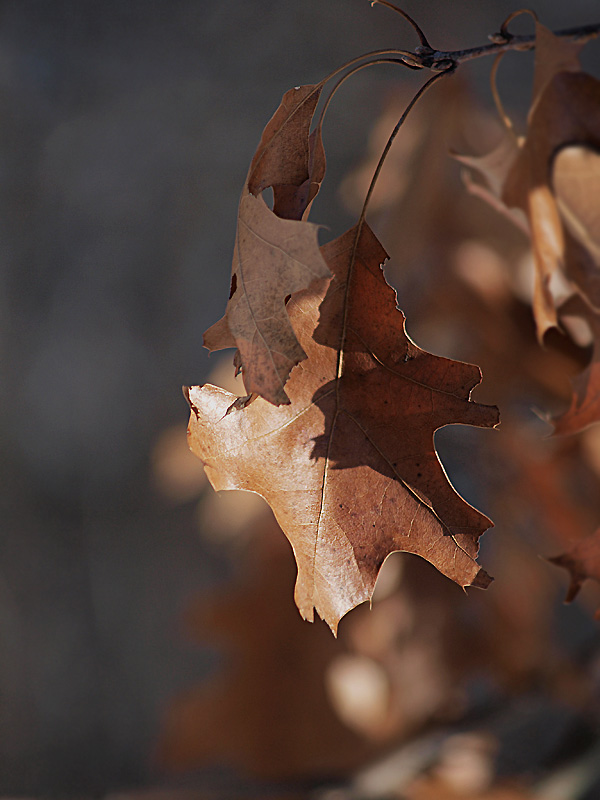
<box><xmin>204</xmin><ymin>84</ymin><xmax>330</xmax><ymax>405</ymax></box>
<box><xmin>247</xmin><ymin>84</ymin><xmax>326</xmax><ymax>218</ymax></box>
<box><xmin>187</xmin><ymin>223</ymin><xmax>499</xmax><ymax>632</ymax></box>
<box><xmin>203</xmin><ymin>192</ymin><xmax>330</xmax><ymax>405</ymax></box>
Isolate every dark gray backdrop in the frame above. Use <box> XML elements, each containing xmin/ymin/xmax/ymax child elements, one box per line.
<box><xmin>1</xmin><ymin>0</ymin><xmax>598</xmax><ymax>794</ymax></box>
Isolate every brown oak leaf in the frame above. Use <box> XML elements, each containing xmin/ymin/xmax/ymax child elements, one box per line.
<box><xmin>203</xmin><ymin>192</ymin><xmax>330</xmax><ymax>405</ymax></box>
<box><xmin>204</xmin><ymin>85</ymin><xmax>330</xmax><ymax>404</ymax></box>
<box><xmin>552</xmin><ymin>294</ymin><xmax>600</xmax><ymax>435</ymax></box>
<box><xmin>187</xmin><ymin>223</ymin><xmax>499</xmax><ymax>633</ymax></box>
<box><xmin>554</xmin><ymin>145</ymin><xmax>600</xmax><ymax>261</ymax></box>
<box><xmin>247</xmin><ymin>84</ymin><xmax>326</xmax><ymax>220</ymax></box>
<box><xmin>548</xmin><ymin>528</ymin><xmax>600</xmax><ymax>616</ymax></box>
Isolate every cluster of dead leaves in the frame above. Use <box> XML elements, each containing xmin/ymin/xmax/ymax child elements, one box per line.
<box><xmin>454</xmin><ymin>20</ymin><xmax>600</xmax><ymax>608</ymax></box>
<box><xmin>457</xmin><ymin>21</ymin><xmax>600</xmax><ymax>436</ymax></box>
<box><xmin>186</xmin><ymin>69</ymin><xmax>503</xmax><ymax>633</ymax></box>
<box><xmin>183</xmin><ymin>15</ymin><xmax>600</xmax><ymax>630</ymax></box>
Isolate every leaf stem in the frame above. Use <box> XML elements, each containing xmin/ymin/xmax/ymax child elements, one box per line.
<box><xmin>356</xmin><ymin>67</ymin><xmax>455</xmax><ymax>233</ymax></box>
<box><xmin>316</xmin><ymin>57</ymin><xmax>419</xmax><ymax>131</ymax></box>
<box><xmin>334</xmin><ymin>67</ymin><xmax>454</xmax><ymax>386</ymax></box>
<box><xmin>317</xmin><ymin>48</ymin><xmax>425</xmax><ymax>91</ymax></box>
<box><xmin>489</xmin><ymin>53</ymin><xmax>514</xmax><ymax>133</ymax></box>
<box><xmin>362</xmin><ymin>5</ymin><xmax>599</xmax><ymax>70</ymax></box>
<box><xmin>369</xmin><ymin>0</ymin><xmax>432</xmax><ymax>49</ymax></box>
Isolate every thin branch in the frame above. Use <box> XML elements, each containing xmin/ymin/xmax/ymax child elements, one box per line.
<box><xmin>419</xmin><ymin>22</ymin><xmax>600</xmax><ymax>70</ymax></box>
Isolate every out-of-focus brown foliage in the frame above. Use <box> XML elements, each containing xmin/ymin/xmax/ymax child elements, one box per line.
<box><xmin>549</xmin><ymin>528</ymin><xmax>600</xmax><ymax>614</ymax></box>
<box><xmin>157</xmin><ymin>500</ymin><xmax>374</xmax><ymax>780</ymax></box>
<box><xmin>458</xmin><ymin>22</ymin><xmax>595</xmax><ymax>341</ymax></box>
<box><xmin>405</xmin><ymin>777</ymin><xmax>539</xmax><ymax>800</ymax></box>
<box><xmin>168</xmin><ymin>14</ymin><xmax>600</xmax><ymax>800</ymax></box>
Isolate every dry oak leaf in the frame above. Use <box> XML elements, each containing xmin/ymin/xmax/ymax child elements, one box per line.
<box><xmin>548</xmin><ymin>528</ymin><xmax>600</xmax><ymax>616</ymax></box>
<box><xmin>187</xmin><ymin>223</ymin><xmax>499</xmax><ymax>633</ymax></box>
<box><xmin>203</xmin><ymin>191</ymin><xmax>331</xmax><ymax>405</ymax></box>
<box><xmin>204</xmin><ymin>84</ymin><xmax>330</xmax><ymax>405</ymax></box>
<box><xmin>247</xmin><ymin>84</ymin><xmax>326</xmax><ymax>221</ymax></box>
<box><xmin>552</xmin><ymin>294</ymin><xmax>600</xmax><ymax>435</ymax></box>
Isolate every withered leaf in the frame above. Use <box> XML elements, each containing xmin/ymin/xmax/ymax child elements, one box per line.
<box><xmin>204</xmin><ymin>84</ymin><xmax>330</xmax><ymax>404</ymax></box>
<box><xmin>203</xmin><ymin>191</ymin><xmax>331</xmax><ymax>405</ymax></box>
<box><xmin>552</xmin><ymin>294</ymin><xmax>600</xmax><ymax>435</ymax></box>
<box><xmin>554</xmin><ymin>145</ymin><xmax>600</xmax><ymax>262</ymax></box>
<box><xmin>454</xmin><ymin>129</ymin><xmax>521</xmax><ymax>202</ymax></box>
<box><xmin>188</xmin><ymin>224</ymin><xmax>499</xmax><ymax>633</ymax></box>
<box><xmin>458</xmin><ymin>22</ymin><xmax>597</xmax><ymax>341</ymax></box>
<box><xmin>454</xmin><ymin>130</ymin><xmax>530</xmax><ymax>237</ymax></box>
<box><xmin>272</xmin><ymin>127</ymin><xmax>326</xmax><ymax>221</ymax></box>
<box><xmin>247</xmin><ymin>84</ymin><xmax>325</xmax><ymax>220</ymax></box>
<box><xmin>548</xmin><ymin>528</ymin><xmax>600</xmax><ymax>614</ymax></box>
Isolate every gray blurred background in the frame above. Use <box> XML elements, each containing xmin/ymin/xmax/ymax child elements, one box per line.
<box><xmin>1</xmin><ymin>0</ymin><xmax>599</xmax><ymax>794</ymax></box>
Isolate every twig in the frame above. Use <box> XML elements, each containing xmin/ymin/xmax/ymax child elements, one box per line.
<box><xmin>404</xmin><ymin>22</ymin><xmax>600</xmax><ymax>70</ymax></box>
